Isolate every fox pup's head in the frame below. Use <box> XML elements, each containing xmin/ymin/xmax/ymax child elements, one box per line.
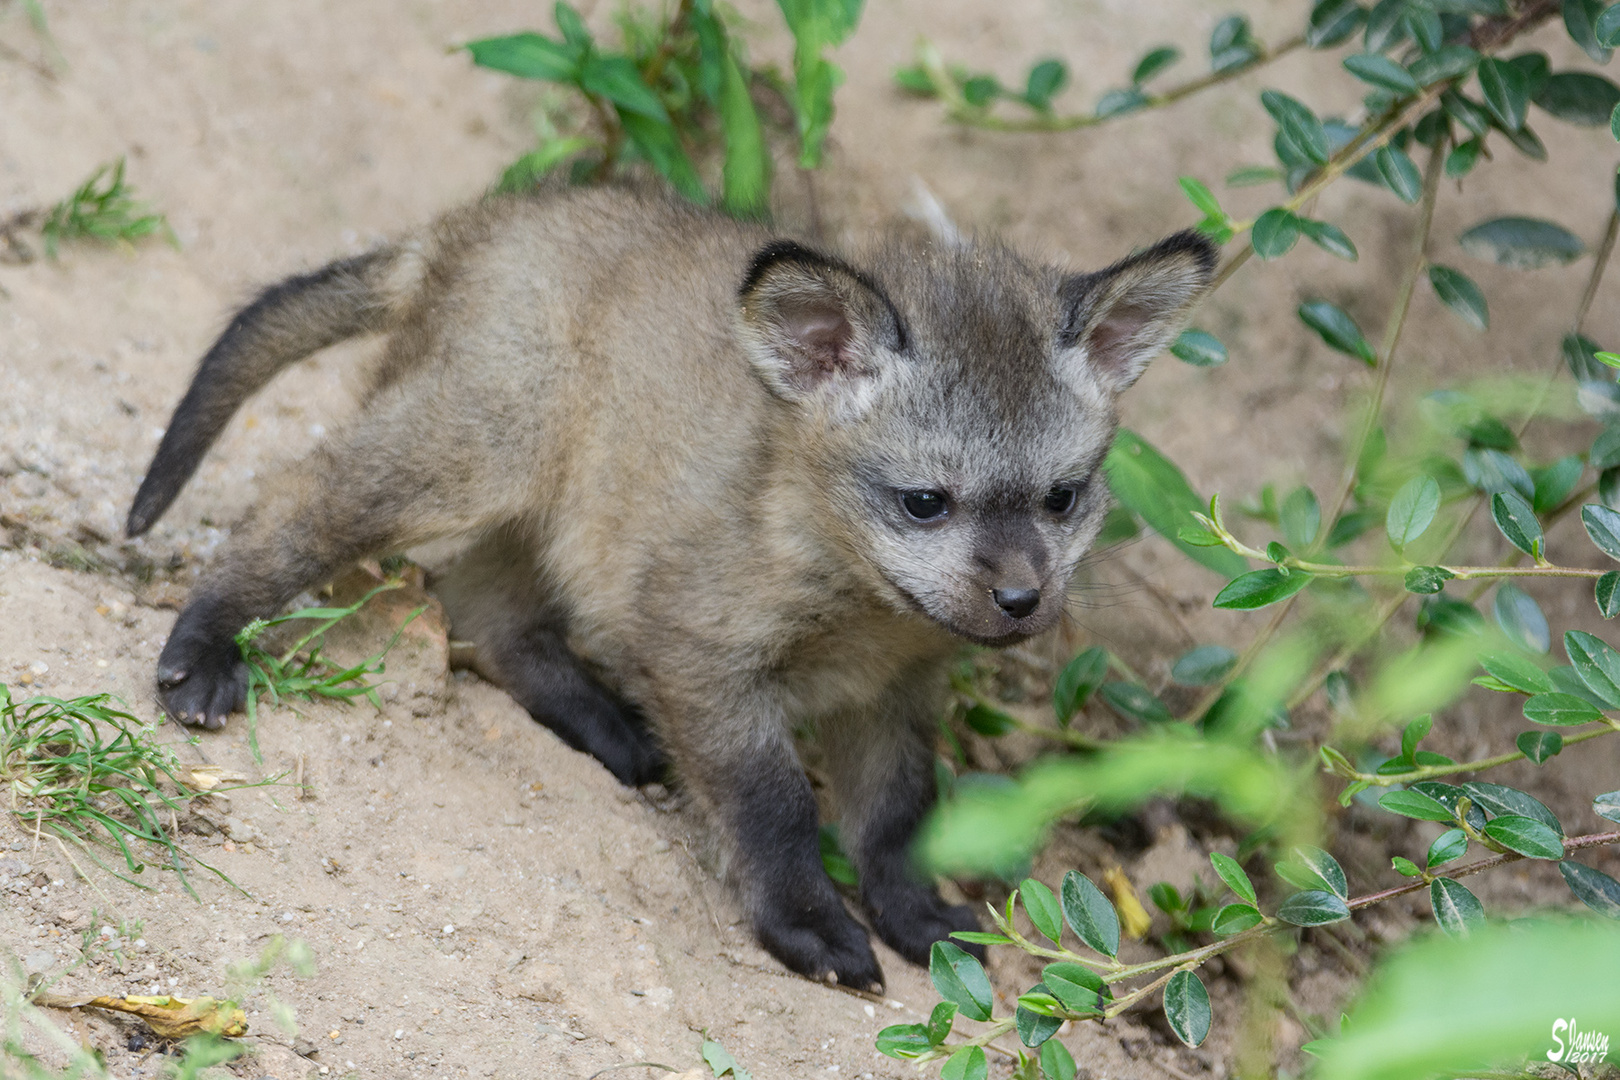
<box><xmin>736</xmin><ymin>231</ymin><xmax>1215</xmax><ymax>646</ymax></box>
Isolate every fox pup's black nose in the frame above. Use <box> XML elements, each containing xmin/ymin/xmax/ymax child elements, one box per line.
<box><xmin>992</xmin><ymin>587</ymin><xmax>1040</xmax><ymax>618</ymax></box>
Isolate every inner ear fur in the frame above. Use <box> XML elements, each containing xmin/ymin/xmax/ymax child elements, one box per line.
<box><xmin>736</xmin><ymin>240</ymin><xmax>908</xmax><ymax>403</ymax></box>
<box><xmin>1058</xmin><ymin>230</ymin><xmax>1217</xmax><ymax>393</ymax></box>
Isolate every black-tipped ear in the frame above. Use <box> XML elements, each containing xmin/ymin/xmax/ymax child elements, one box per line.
<box><xmin>736</xmin><ymin>241</ymin><xmax>907</xmax><ymax>405</ymax></box>
<box><xmin>1058</xmin><ymin>230</ymin><xmax>1217</xmax><ymax>393</ymax></box>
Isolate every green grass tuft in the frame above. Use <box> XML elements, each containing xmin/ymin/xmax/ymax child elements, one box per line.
<box><xmin>40</xmin><ymin>158</ymin><xmax>175</xmax><ymax>259</ymax></box>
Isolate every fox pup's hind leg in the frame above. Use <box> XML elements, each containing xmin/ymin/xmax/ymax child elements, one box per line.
<box><xmin>432</xmin><ymin>529</ymin><xmax>668</xmax><ymax>786</ymax></box>
<box><xmin>156</xmin><ymin>387</ymin><xmax>531</xmax><ymax>727</ymax></box>
<box><xmin>821</xmin><ymin>670</ymin><xmax>986</xmax><ymax>968</ymax></box>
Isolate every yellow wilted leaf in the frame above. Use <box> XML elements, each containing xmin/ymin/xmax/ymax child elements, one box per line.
<box><xmin>1101</xmin><ymin>865</ymin><xmax>1153</xmax><ymax>940</ymax></box>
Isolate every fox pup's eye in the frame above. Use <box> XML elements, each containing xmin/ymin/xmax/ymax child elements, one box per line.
<box><xmin>900</xmin><ymin>490</ymin><xmax>948</xmax><ymax>521</ymax></box>
<box><xmin>1044</xmin><ymin>484</ymin><xmax>1079</xmax><ymax>515</ymax></box>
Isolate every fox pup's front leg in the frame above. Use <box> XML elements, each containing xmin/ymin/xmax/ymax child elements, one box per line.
<box><xmin>822</xmin><ymin>672</ymin><xmax>985</xmax><ymax>967</ymax></box>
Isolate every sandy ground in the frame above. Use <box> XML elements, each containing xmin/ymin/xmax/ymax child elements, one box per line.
<box><xmin>3</xmin><ymin>1</ymin><xmax>1620</xmax><ymax>1078</ymax></box>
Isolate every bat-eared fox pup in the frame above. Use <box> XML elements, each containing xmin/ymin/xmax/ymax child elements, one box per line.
<box><xmin>127</xmin><ymin>181</ymin><xmax>1214</xmax><ymax>990</ymax></box>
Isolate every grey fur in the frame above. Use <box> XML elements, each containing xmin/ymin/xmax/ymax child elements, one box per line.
<box><xmin>129</xmin><ymin>182</ymin><xmax>1215</xmax><ymax>988</ymax></box>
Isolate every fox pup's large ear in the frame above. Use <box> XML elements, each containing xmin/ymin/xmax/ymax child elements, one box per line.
<box><xmin>1058</xmin><ymin>231</ymin><xmax>1217</xmax><ymax>393</ymax></box>
<box><xmin>737</xmin><ymin>241</ymin><xmax>908</xmax><ymax>406</ymax></box>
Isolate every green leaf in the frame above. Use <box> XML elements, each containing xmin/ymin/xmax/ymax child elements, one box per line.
<box><xmin>1024</xmin><ymin>59</ymin><xmax>1069</xmax><ymax>108</ymax></box>
<box><xmin>1462</xmin><ymin>781</ymin><xmax>1562</xmax><ymax>836</ymax></box>
<box><xmin>1299</xmin><ymin>300</ymin><xmax>1377</xmax><ymax>364</ymax></box>
<box><xmin>619</xmin><ymin>113</ymin><xmax>705</xmax><ymax>202</ymax></box>
<box><xmin>1132</xmin><ymin>46</ymin><xmax>1181</xmax><ymax>85</ymax></box>
<box><xmin>1213</xmin><ymin>568</ymin><xmax>1313</xmax><ymax>609</ymax></box>
<box><xmin>1252</xmin><ymin>207</ymin><xmax>1302</xmax><ymax>259</ymax></box>
<box><xmin>1481</xmin><ymin>814</ymin><xmax>1564</xmax><ymax>859</ymax></box>
<box><xmin>1261</xmin><ymin>90</ymin><xmax>1330</xmax><ymax>164</ymax></box>
<box><xmin>466</xmin><ymin>31</ymin><xmax>582</xmax><ymax>82</ymax></box>
<box><xmin>1600</xmin><ymin>2</ymin><xmax>1620</xmax><ymax>46</ymax></box>
<box><xmin>718</xmin><ymin>51</ymin><xmax>771</xmax><ymax>218</ymax></box>
<box><xmin>1459</xmin><ymin>217</ymin><xmax>1586</xmax><ymax>269</ymax></box>
<box><xmin>950</xmin><ymin>931</ymin><xmax>1012</xmax><ymax>945</ymax></box>
<box><xmin>1060</xmin><ymin>870</ymin><xmax>1120</xmax><ymax>958</ymax></box>
<box><xmin>1211</xmin><ymin>15</ymin><xmax>1263</xmax><ymax>71</ymax></box>
<box><xmin>1477</xmin><ymin>57</ymin><xmax>1530</xmax><ymax>130</ymax></box>
<box><xmin>930</xmin><ymin>941</ymin><xmax>994</xmax><ymax>1021</ymax></box>
<box><xmin>1039</xmin><ymin>1039</ymin><xmax>1078</xmax><ymax>1080</ymax></box>
<box><xmin>1095</xmin><ymin>86</ymin><xmax>1148</xmax><ymax>117</ymax></box>
<box><xmin>1523</xmin><ymin>691</ymin><xmax>1604</xmax><ymax>725</ymax></box>
<box><xmin>1053</xmin><ymin>646</ymin><xmax>1108</xmax><ymax>723</ymax></box>
<box><xmin>1404</xmin><ymin>566</ymin><xmax>1454</xmax><ymax>594</ymax></box>
<box><xmin>1392</xmin><ymin>856</ymin><xmax>1423</xmax><ymax>876</ymax></box>
<box><xmin>1479</xmin><ymin>651</ymin><xmax>1552</xmax><ymax>694</ymax></box>
<box><xmin>1104</xmin><ymin>430</ymin><xmax>1247</xmax><ymax>576</ymax></box>
<box><xmin>1515</xmin><ymin>730</ymin><xmax>1563</xmax><ymax>763</ymax></box>
<box><xmin>1386</xmin><ymin>475</ymin><xmax>1441</xmax><ymax>550</ymax></box>
<box><xmin>1103</xmin><ymin>682</ymin><xmax>1171</xmax><ymax>724</ymax></box>
<box><xmin>1426</xmin><ymin>828</ymin><xmax>1468</xmax><ymax>867</ymax></box>
<box><xmin>1163</xmin><ymin>970</ymin><xmax>1211</xmax><ymax>1047</ymax></box>
<box><xmin>1530</xmin><ymin>455</ymin><xmax>1582</xmax><ymax>513</ymax></box>
<box><xmin>1464</xmin><ymin>448</ymin><xmax>1535</xmax><ymax>500</ymax></box>
<box><xmin>1446</xmin><ymin>136</ymin><xmax>1483</xmax><ymax>177</ymax></box>
<box><xmin>1364</xmin><ymin>0</ymin><xmax>1409</xmax><ymax>51</ymax></box>
<box><xmin>1277</xmin><ymin>890</ymin><xmax>1351</xmax><ymax>926</ymax></box>
<box><xmin>1226</xmin><ymin>164</ymin><xmax>1283</xmax><ymax>187</ymax></box>
<box><xmin>875</xmin><ymin>1024</ymin><xmax>932</xmax><ymax>1059</ymax></box>
<box><xmin>1560</xmin><ymin>861</ymin><xmax>1620</xmax><ymax>917</ymax></box>
<box><xmin>1429</xmin><ymin>877</ymin><xmax>1485</xmax><ymax>936</ymax></box>
<box><xmin>1399</xmin><ymin>713</ymin><xmax>1432</xmax><ymax>761</ymax></box>
<box><xmin>1565</xmin><ymin>332</ymin><xmax>1610</xmax><ymax>381</ymax></box>
<box><xmin>1494</xmin><ymin>582</ymin><xmax>1550</xmax><ymax>653</ymax></box>
<box><xmin>1408</xmin><ymin>44</ymin><xmax>1481</xmax><ymax>84</ymax></box>
<box><xmin>1178</xmin><ymin>176</ymin><xmax>1223</xmax><ymax>217</ymax></box>
<box><xmin>580</xmin><ymin>54</ymin><xmax>669</xmax><ymax>121</ymax></box>
<box><xmin>1309</xmin><ymin>0</ymin><xmax>1366</xmax><ymax>47</ymax></box>
<box><xmin>819</xmin><ymin>823</ymin><xmax>857</xmax><ymax>885</ymax></box>
<box><xmin>1379</xmin><ymin>789</ymin><xmax>1456</xmax><ymax>822</ymax></box>
<box><xmin>1281</xmin><ymin>486</ymin><xmax>1322</xmax><ymax>549</ymax></box>
<box><xmin>963</xmin><ymin>703</ymin><xmax>1018</xmax><ymax>736</ymax></box>
<box><xmin>1295</xmin><ymin>846</ymin><xmax>1349</xmax><ymax>898</ymax></box>
<box><xmin>1210</xmin><ymin>852</ymin><xmax>1258</xmax><ymax>905</ymax></box>
<box><xmin>1170</xmin><ymin>329</ymin><xmax>1228</xmax><ymax>367</ymax></box>
<box><xmin>892</xmin><ymin>64</ymin><xmax>935</xmax><ymax>95</ymax></box>
<box><xmin>1535</xmin><ymin>71</ymin><xmax>1620</xmax><ymax>126</ymax></box>
<box><xmin>1584</xmin><ymin>503</ymin><xmax>1620</xmax><ymax>560</ymax></box>
<box><xmin>927</xmin><ymin>1000</ymin><xmax>958</xmax><ymax>1044</ymax></box>
<box><xmin>1490</xmin><ymin>491</ymin><xmax>1543</xmax><ymax>556</ymax></box>
<box><xmin>1426</xmin><ymin>265</ymin><xmax>1488</xmax><ymax>330</ymax></box>
<box><xmin>1021</xmin><ymin>878</ymin><xmax>1064</xmax><ymax>942</ymax></box>
<box><xmin>1344</xmin><ymin>52</ymin><xmax>1420</xmax><ymax>94</ymax></box>
<box><xmin>1599</xmin><ymin>571</ymin><xmax>1620</xmax><ymax>617</ymax></box>
<box><xmin>1042</xmin><ymin>962</ymin><xmax>1107</xmax><ymax>1015</ymax></box>
<box><xmin>1171</xmin><ymin>645</ymin><xmax>1238</xmax><ymax>685</ymax></box>
<box><xmin>1565</xmin><ymin>0</ymin><xmax>1614</xmax><ymax>63</ymax></box>
<box><xmin>939</xmin><ymin>1045</ymin><xmax>987</xmax><ymax>1080</ymax></box>
<box><xmin>1563</xmin><ymin>629</ymin><xmax>1620</xmax><ymax>706</ymax></box>
<box><xmin>961</xmin><ymin>75</ymin><xmax>1001</xmax><ymax>108</ymax></box>
<box><xmin>494</xmin><ymin>137</ymin><xmax>596</xmax><ymax>193</ymax></box>
<box><xmin>1297</xmin><ymin>217</ymin><xmax>1358</xmax><ymax>260</ymax></box>
<box><xmin>1375</xmin><ymin>145</ymin><xmax>1423</xmax><ymax>204</ymax></box>
<box><xmin>1597</xmin><ymin>790</ymin><xmax>1620</xmax><ymax>823</ymax></box>
<box><xmin>1211</xmin><ymin>902</ymin><xmax>1263</xmax><ymax>935</ymax></box>
<box><xmin>1015</xmin><ymin>983</ymin><xmax>1062</xmax><ymax>1047</ymax></box>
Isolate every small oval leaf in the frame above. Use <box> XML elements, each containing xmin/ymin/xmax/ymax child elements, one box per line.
<box><xmin>1427</xmin><ymin>265</ymin><xmax>1489</xmax><ymax>330</ymax></box>
<box><xmin>1299</xmin><ymin>300</ymin><xmax>1377</xmax><ymax>363</ymax></box>
<box><xmin>1061</xmin><ymin>870</ymin><xmax>1121</xmax><ymax>958</ymax></box>
<box><xmin>1213</xmin><ymin>568</ymin><xmax>1314</xmax><ymax>609</ymax></box>
<box><xmin>1163</xmin><ymin>970</ymin><xmax>1212</xmax><ymax>1047</ymax></box>
<box><xmin>1429</xmin><ymin>877</ymin><xmax>1485</xmax><ymax>936</ymax></box>
<box><xmin>1387</xmin><ymin>475</ymin><xmax>1442</xmax><ymax>549</ymax></box>
<box><xmin>1277</xmin><ymin>890</ymin><xmax>1351</xmax><ymax>926</ymax></box>
<box><xmin>1171</xmin><ymin>329</ymin><xmax>1229</xmax><ymax>367</ymax></box>
<box><xmin>1459</xmin><ymin>217</ymin><xmax>1587</xmax><ymax>269</ymax></box>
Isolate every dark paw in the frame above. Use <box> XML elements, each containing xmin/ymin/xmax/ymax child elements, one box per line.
<box><xmin>156</xmin><ymin>628</ymin><xmax>246</xmax><ymax>729</ymax></box>
<box><xmin>755</xmin><ymin>898</ymin><xmax>885</xmax><ymax>992</ymax></box>
<box><xmin>869</xmin><ymin>886</ymin><xmax>985</xmax><ymax>968</ymax></box>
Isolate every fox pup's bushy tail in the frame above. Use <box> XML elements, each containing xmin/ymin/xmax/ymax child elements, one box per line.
<box><xmin>126</xmin><ymin>247</ymin><xmax>410</xmax><ymax>537</ymax></box>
